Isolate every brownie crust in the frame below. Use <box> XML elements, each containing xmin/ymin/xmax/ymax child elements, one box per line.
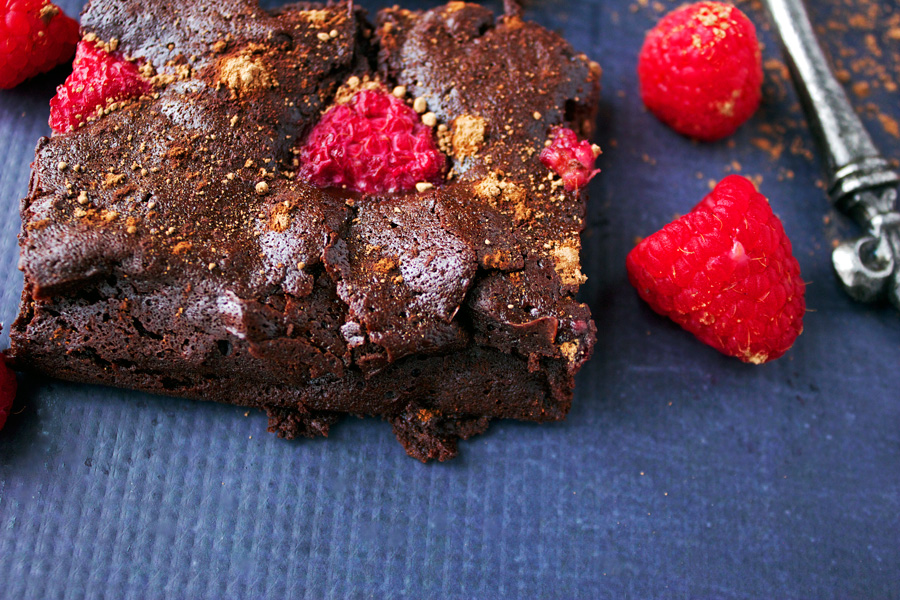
<box><xmin>10</xmin><ymin>0</ymin><xmax>600</xmax><ymax>460</ymax></box>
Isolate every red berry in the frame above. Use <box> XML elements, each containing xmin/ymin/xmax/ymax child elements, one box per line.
<box><xmin>0</xmin><ymin>0</ymin><xmax>79</xmax><ymax>89</ymax></box>
<box><xmin>638</xmin><ymin>1</ymin><xmax>762</xmax><ymax>142</ymax></box>
<box><xmin>297</xmin><ymin>88</ymin><xmax>445</xmax><ymax>194</ymax></box>
<box><xmin>626</xmin><ymin>175</ymin><xmax>805</xmax><ymax>364</ymax></box>
<box><xmin>49</xmin><ymin>40</ymin><xmax>152</xmax><ymax>133</ymax></box>
<box><xmin>0</xmin><ymin>354</ymin><xmax>17</xmax><ymax>431</ymax></box>
<box><xmin>539</xmin><ymin>127</ymin><xmax>600</xmax><ymax>191</ymax></box>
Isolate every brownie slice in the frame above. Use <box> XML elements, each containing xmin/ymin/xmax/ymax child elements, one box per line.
<box><xmin>10</xmin><ymin>0</ymin><xmax>600</xmax><ymax>461</ymax></box>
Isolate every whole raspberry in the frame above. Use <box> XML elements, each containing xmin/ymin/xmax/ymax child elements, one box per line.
<box><xmin>539</xmin><ymin>127</ymin><xmax>601</xmax><ymax>191</ymax></box>
<box><xmin>626</xmin><ymin>175</ymin><xmax>805</xmax><ymax>364</ymax></box>
<box><xmin>49</xmin><ymin>40</ymin><xmax>152</xmax><ymax>133</ymax></box>
<box><xmin>0</xmin><ymin>0</ymin><xmax>79</xmax><ymax>89</ymax></box>
<box><xmin>638</xmin><ymin>1</ymin><xmax>762</xmax><ymax>142</ymax></box>
<box><xmin>297</xmin><ymin>88</ymin><xmax>445</xmax><ymax>194</ymax></box>
<box><xmin>0</xmin><ymin>353</ymin><xmax>17</xmax><ymax>431</ymax></box>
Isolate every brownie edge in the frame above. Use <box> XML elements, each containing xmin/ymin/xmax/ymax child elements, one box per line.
<box><xmin>10</xmin><ymin>0</ymin><xmax>600</xmax><ymax>461</ymax></box>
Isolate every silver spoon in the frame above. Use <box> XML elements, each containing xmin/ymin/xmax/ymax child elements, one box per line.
<box><xmin>763</xmin><ymin>0</ymin><xmax>900</xmax><ymax>308</ymax></box>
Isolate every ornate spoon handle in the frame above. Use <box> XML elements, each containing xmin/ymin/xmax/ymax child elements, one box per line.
<box><xmin>763</xmin><ymin>0</ymin><xmax>900</xmax><ymax>308</ymax></box>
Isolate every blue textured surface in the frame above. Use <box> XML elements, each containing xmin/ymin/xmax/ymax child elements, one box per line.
<box><xmin>2</xmin><ymin>0</ymin><xmax>900</xmax><ymax>598</ymax></box>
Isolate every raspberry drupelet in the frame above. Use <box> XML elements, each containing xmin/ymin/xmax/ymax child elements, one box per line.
<box><xmin>49</xmin><ymin>40</ymin><xmax>152</xmax><ymax>133</ymax></box>
<box><xmin>638</xmin><ymin>1</ymin><xmax>763</xmax><ymax>142</ymax></box>
<box><xmin>297</xmin><ymin>88</ymin><xmax>446</xmax><ymax>194</ymax></box>
<box><xmin>0</xmin><ymin>0</ymin><xmax>79</xmax><ymax>89</ymax></box>
<box><xmin>626</xmin><ymin>175</ymin><xmax>805</xmax><ymax>364</ymax></box>
<box><xmin>539</xmin><ymin>127</ymin><xmax>601</xmax><ymax>191</ymax></box>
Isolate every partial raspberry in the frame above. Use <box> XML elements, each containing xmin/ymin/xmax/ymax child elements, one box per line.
<box><xmin>297</xmin><ymin>88</ymin><xmax>445</xmax><ymax>194</ymax></box>
<box><xmin>0</xmin><ymin>0</ymin><xmax>79</xmax><ymax>89</ymax></box>
<box><xmin>49</xmin><ymin>40</ymin><xmax>152</xmax><ymax>133</ymax></box>
<box><xmin>626</xmin><ymin>175</ymin><xmax>805</xmax><ymax>364</ymax></box>
<box><xmin>638</xmin><ymin>1</ymin><xmax>762</xmax><ymax>142</ymax></box>
<box><xmin>0</xmin><ymin>353</ymin><xmax>17</xmax><ymax>431</ymax></box>
<box><xmin>539</xmin><ymin>127</ymin><xmax>600</xmax><ymax>192</ymax></box>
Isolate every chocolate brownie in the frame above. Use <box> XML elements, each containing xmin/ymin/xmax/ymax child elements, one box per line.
<box><xmin>9</xmin><ymin>0</ymin><xmax>600</xmax><ymax>461</ymax></box>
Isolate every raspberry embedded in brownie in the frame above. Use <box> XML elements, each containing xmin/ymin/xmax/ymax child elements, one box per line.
<box><xmin>10</xmin><ymin>0</ymin><xmax>601</xmax><ymax>461</ymax></box>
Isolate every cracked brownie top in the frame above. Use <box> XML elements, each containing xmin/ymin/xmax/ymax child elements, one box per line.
<box><xmin>19</xmin><ymin>0</ymin><xmax>600</xmax><ymax>379</ymax></box>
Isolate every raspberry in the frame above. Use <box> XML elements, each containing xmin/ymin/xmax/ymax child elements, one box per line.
<box><xmin>0</xmin><ymin>353</ymin><xmax>16</xmax><ymax>431</ymax></box>
<box><xmin>626</xmin><ymin>175</ymin><xmax>805</xmax><ymax>364</ymax></box>
<box><xmin>539</xmin><ymin>127</ymin><xmax>600</xmax><ymax>191</ymax></box>
<box><xmin>297</xmin><ymin>88</ymin><xmax>445</xmax><ymax>194</ymax></box>
<box><xmin>0</xmin><ymin>0</ymin><xmax>79</xmax><ymax>89</ymax></box>
<box><xmin>638</xmin><ymin>1</ymin><xmax>762</xmax><ymax>142</ymax></box>
<box><xmin>49</xmin><ymin>40</ymin><xmax>152</xmax><ymax>133</ymax></box>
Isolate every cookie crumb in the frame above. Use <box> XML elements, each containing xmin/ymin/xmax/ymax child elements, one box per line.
<box><xmin>451</xmin><ymin>114</ymin><xmax>486</xmax><ymax>158</ymax></box>
<box><xmin>560</xmin><ymin>341</ymin><xmax>579</xmax><ymax>362</ymax></box>
<box><xmin>551</xmin><ymin>240</ymin><xmax>587</xmax><ymax>286</ymax></box>
<box><xmin>218</xmin><ymin>52</ymin><xmax>275</xmax><ymax>97</ymax></box>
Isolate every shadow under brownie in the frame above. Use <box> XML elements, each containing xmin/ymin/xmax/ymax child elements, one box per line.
<box><xmin>10</xmin><ymin>0</ymin><xmax>600</xmax><ymax>461</ymax></box>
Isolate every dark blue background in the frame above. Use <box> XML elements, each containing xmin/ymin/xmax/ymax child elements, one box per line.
<box><xmin>2</xmin><ymin>0</ymin><xmax>899</xmax><ymax>598</ymax></box>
